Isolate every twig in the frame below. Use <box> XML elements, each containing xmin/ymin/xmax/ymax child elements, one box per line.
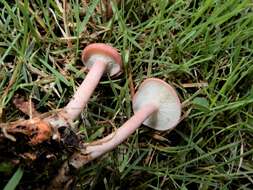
<box><xmin>181</xmin><ymin>82</ymin><xmax>208</xmax><ymax>88</ymax></box>
<box><xmin>1</xmin><ymin>127</ymin><xmax>16</xmax><ymax>142</ymax></box>
<box><xmin>63</xmin><ymin>0</ymin><xmax>72</xmax><ymax>48</ymax></box>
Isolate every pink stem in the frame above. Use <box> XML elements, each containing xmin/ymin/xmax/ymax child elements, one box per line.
<box><xmin>63</xmin><ymin>61</ymin><xmax>107</xmax><ymax>121</ymax></box>
<box><xmin>85</xmin><ymin>104</ymin><xmax>158</xmax><ymax>160</ymax></box>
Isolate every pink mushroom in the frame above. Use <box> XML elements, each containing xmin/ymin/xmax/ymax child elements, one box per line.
<box><xmin>70</xmin><ymin>78</ymin><xmax>182</xmax><ymax>168</ymax></box>
<box><xmin>61</xmin><ymin>43</ymin><xmax>122</xmax><ymax>121</ymax></box>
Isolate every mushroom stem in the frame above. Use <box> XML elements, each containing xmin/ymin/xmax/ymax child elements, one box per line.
<box><xmin>85</xmin><ymin>103</ymin><xmax>158</xmax><ymax>161</ymax></box>
<box><xmin>63</xmin><ymin>61</ymin><xmax>107</xmax><ymax>121</ymax></box>
<box><xmin>50</xmin><ymin>104</ymin><xmax>158</xmax><ymax>186</ymax></box>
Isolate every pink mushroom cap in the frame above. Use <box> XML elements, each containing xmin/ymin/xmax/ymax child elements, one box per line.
<box><xmin>132</xmin><ymin>78</ymin><xmax>181</xmax><ymax>131</ymax></box>
<box><xmin>82</xmin><ymin>43</ymin><xmax>122</xmax><ymax>77</ymax></box>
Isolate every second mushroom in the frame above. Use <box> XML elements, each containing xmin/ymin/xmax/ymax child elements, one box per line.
<box><xmin>70</xmin><ymin>78</ymin><xmax>182</xmax><ymax>168</ymax></box>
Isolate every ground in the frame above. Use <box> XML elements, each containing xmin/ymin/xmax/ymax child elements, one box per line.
<box><xmin>0</xmin><ymin>0</ymin><xmax>253</xmax><ymax>189</ymax></box>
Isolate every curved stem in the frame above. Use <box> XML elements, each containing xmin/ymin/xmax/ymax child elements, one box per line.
<box><xmin>71</xmin><ymin>104</ymin><xmax>158</xmax><ymax>168</ymax></box>
<box><xmin>49</xmin><ymin>104</ymin><xmax>158</xmax><ymax>187</ymax></box>
<box><xmin>62</xmin><ymin>61</ymin><xmax>107</xmax><ymax>121</ymax></box>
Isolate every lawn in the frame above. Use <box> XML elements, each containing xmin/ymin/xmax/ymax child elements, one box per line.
<box><xmin>0</xmin><ymin>0</ymin><xmax>253</xmax><ymax>189</ymax></box>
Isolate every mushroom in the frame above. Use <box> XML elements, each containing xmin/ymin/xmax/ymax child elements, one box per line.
<box><xmin>70</xmin><ymin>78</ymin><xmax>181</xmax><ymax>168</ymax></box>
<box><xmin>62</xmin><ymin>43</ymin><xmax>122</xmax><ymax>121</ymax></box>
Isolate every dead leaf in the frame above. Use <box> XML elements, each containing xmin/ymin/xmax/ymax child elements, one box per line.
<box><xmin>13</xmin><ymin>96</ymin><xmax>39</xmax><ymax>117</ymax></box>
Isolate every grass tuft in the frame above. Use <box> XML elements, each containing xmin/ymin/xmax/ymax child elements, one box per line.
<box><xmin>0</xmin><ymin>0</ymin><xmax>253</xmax><ymax>189</ymax></box>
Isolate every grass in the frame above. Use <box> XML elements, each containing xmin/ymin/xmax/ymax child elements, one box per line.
<box><xmin>0</xmin><ymin>0</ymin><xmax>253</xmax><ymax>189</ymax></box>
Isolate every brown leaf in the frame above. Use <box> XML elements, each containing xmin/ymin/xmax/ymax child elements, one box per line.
<box><xmin>13</xmin><ymin>96</ymin><xmax>40</xmax><ymax>117</ymax></box>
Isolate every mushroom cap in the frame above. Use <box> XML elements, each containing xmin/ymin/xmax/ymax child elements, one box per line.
<box><xmin>132</xmin><ymin>78</ymin><xmax>181</xmax><ymax>131</ymax></box>
<box><xmin>82</xmin><ymin>43</ymin><xmax>122</xmax><ymax>77</ymax></box>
